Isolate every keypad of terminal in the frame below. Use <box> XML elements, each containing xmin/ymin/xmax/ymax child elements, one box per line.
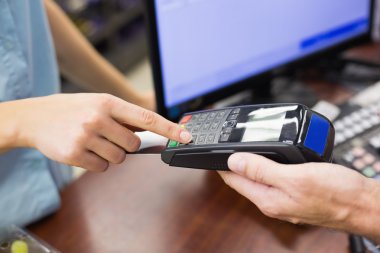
<box><xmin>167</xmin><ymin>108</ymin><xmax>242</xmax><ymax>148</ymax></box>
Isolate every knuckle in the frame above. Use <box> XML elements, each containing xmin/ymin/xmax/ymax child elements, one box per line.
<box><xmin>251</xmin><ymin>166</ymin><xmax>264</xmax><ymax>183</ymax></box>
<box><xmin>92</xmin><ymin>161</ymin><xmax>109</xmax><ymax>172</ymax></box>
<box><xmin>112</xmin><ymin>150</ymin><xmax>126</xmax><ymax>164</ymax></box>
<box><xmin>222</xmin><ymin>175</ymin><xmax>232</xmax><ymax>187</ymax></box>
<box><xmin>72</xmin><ymin>130</ymin><xmax>90</xmax><ymax>148</ymax></box>
<box><xmin>126</xmin><ymin>136</ymin><xmax>141</xmax><ymax>152</ymax></box>
<box><xmin>68</xmin><ymin>149</ymin><xmax>109</xmax><ymax>172</ymax></box>
<box><xmin>141</xmin><ymin>110</ymin><xmax>157</xmax><ymax>127</ymax></box>
<box><xmin>261</xmin><ymin>204</ymin><xmax>281</xmax><ymax>219</ymax></box>
<box><xmin>62</xmin><ymin>145</ymin><xmax>82</xmax><ymax>163</ymax></box>
<box><xmin>97</xmin><ymin>93</ymin><xmax>114</xmax><ymax>108</ymax></box>
<box><xmin>220</xmin><ymin>173</ymin><xmax>235</xmax><ymax>188</ymax></box>
<box><xmin>133</xmin><ymin>137</ymin><xmax>142</xmax><ymax>151</ymax></box>
<box><xmin>83</xmin><ymin>155</ymin><xmax>109</xmax><ymax>172</ymax></box>
<box><xmin>166</xmin><ymin>124</ymin><xmax>178</xmax><ymax>138</ymax></box>
<box><xmin>288</xmin><ymin>218</ymin><xmax>301</xmax><ymax>225</ymax></box>
<box><xmin>84</xmin><ymin>111</ymin><xmax>103</xmax><ymax>128</ymax></box>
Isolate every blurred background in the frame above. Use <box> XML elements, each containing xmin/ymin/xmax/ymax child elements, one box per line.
<box><xmin>55</xmin><ymin>0</ymin><xmax>154</xmax><ymax>93</ymax></box>
<box><xmin>55</xmin><ymin>0</ymin><xmax>380</xmax><ymax>96</ymax></box>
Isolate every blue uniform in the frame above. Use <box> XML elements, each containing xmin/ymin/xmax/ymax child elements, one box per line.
<box><xmin>0</xmin><ymin>0</ymin><xmax>72</xmax><ymax>227</ymax></box>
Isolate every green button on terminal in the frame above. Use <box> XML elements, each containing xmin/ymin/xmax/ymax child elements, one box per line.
<box><xmin>363</xmin><ymin>167</ymin><xmax>377</xmax><ymax>178</ymax></box>
<box><xmin>168</xmin><ymin>140</ymin><xmax>179</xmax><ymax>148</ymax></box>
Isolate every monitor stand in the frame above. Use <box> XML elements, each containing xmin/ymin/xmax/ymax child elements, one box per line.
<box><xmin>214</xmin><ymin>77</ymin><xmax>320</xmax><ymax>109</ymax></box>
<box><xmin>251</xmin><ymin>77</ymin><xmax>319</xmax><ymax>107</ymax></box>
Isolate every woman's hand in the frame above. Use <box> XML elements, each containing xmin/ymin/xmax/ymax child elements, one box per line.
<box><xmin>219</xmin><ymin>153</ymin><xmax>380</xmax><ymax>241</ymax></box>
<box><xmin>14</xmin><ymin>93</ymin><xmax>191</xmax><ymax>172</ymax></box>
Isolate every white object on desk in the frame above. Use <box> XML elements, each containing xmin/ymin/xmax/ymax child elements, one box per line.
<box><xmin>135</xmin><ymin>131</ymin><xmax>168</xmax><ymax>151</ymax></box>
<box><xmin>312</xmin><ymin>100</ymin><xmax>341</xmax><ymax>121</ymax></box>
<box><xmin>109</xmin><ymin>131</ymin><xmax>171</xmax><ymax>170</ymax></box>
<box><xmin>350</xmin><ymin>81</ymin><xmax>380</xmax><ymax>107</ymax></box>
<box><xmin>109</xmin><ymin>131</ymin><xmax>168</xmax><ymax>169</ymax></box>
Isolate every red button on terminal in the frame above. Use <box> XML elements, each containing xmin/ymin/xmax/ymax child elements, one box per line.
<box><xmin>180</xmin><ymin>115</ymin><xmax>192</xmax><ymax>124</ymax></box>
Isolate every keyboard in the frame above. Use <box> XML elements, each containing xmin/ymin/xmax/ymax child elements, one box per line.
<box><xmin>332</xmin><ymin>83</ymin><xmax>380</xmax><ymax>253</ymax></box>
<box><xmin>333</xmin><ymin>100</ymin><xmax>380</xmax><ymax>179</ymax></box>
<box><xmin>336</xmin><ymin>102</ymin><xmax>380</xmax><ymax>253</ymax></box>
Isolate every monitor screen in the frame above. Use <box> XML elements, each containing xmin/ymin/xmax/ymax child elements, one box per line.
<box><xmin>149</xmin><ymin>0</ymin><xmax>372</xmax><ymax>119</ymax></box>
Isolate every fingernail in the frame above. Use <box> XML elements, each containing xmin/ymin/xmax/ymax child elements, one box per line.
<box><xmin>180</xmin><ymin>130</ymin><xmax>192</xmax><ymax>142</ymax></box>
<box><xmin>228</xmin><ymin>154</ymin><xmax>246</xmax><ymax>173</ymax></box>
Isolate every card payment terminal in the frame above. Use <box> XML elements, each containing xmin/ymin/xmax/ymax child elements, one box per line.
<box><xmin>161</xmin><ymin>104</ymin><xmax>335</xmax><ymax>170</ymax></box>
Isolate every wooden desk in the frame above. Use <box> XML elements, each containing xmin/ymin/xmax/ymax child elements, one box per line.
<box><xmin>28</xmin><ymin>155</ymin><xmax>348</xmax><ymax>253</ymax></box>
<box><xmin>28</xmin><ymin>42</ymin><xmax>380</xmax><ymax>252</ymax></box>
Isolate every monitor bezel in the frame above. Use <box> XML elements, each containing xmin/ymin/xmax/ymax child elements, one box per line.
<box><xmin>144</xmin><ymin>0</ymin><xmax>374</xmax><ymax>120</ymax></box>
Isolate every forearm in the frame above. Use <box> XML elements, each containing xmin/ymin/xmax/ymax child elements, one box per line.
<box><xmin>346</xmin><ymin>178</ymin><xmax>380</xmax><ymax>244</ymax></box>
<box><xmin>43</xmin><ymin>0</ymin><xmax>142</xmax><ymax>105</ymax></box>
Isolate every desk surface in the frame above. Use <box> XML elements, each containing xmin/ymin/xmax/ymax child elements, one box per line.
<box><xmin>29</xmin><ymin>155</ymin><xmax>348</xmax><ymax>253</ymax></box>
<box><xmin>28</xmin><ymin>42</ymin><xmax>380</xmax><ymax>253</ymax></box>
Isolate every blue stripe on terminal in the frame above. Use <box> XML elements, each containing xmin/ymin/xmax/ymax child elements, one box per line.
<box><xmin>304</xmin><ymin>114</ymin><xmax>330</xmax><ymax>156</ymax></box>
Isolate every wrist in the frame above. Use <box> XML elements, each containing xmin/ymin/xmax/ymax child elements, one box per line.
<box><xmin>0</xmin><ymin>100</ymin><xmax>27</xmax><ymax>151</ymax></box>
<box><xmin>2</xmin><ymin>99</ymin><xmax>38</xmax><ymax>150</ymax></box>
<box><xmin>17</xmin><ymin>97</ymin><xmax>46</xmax><ymax>149</ymax></box>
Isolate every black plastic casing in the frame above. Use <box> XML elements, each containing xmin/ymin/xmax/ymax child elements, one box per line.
<box><xmin>161</xmin><ymin>104</ymin><xmax>335</xmax><ymax>170</ymax></box>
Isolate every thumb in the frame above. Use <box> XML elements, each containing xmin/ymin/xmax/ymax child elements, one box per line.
<box><xmin>228</xmin><ymin>153</ymin><xmax>287</xmax><ymax>187</ymax></box>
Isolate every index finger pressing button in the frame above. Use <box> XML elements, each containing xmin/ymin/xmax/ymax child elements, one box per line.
<box><xmin>111</xmin><ymin>100</ymin><xmax>192</xmax><ymax>143</ymax></box>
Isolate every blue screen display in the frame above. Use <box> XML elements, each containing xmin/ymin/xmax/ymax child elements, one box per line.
<box><xmin>154</xmin><ymin>0</ymin><xmax>371</xmax><ymax>109</ymax></box>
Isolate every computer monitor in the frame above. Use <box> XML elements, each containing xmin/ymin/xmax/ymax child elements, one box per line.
<box><xmin>145</xmin><ymin>0</ymin><xmax>374</xmax><ymax>120</ymax></box>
